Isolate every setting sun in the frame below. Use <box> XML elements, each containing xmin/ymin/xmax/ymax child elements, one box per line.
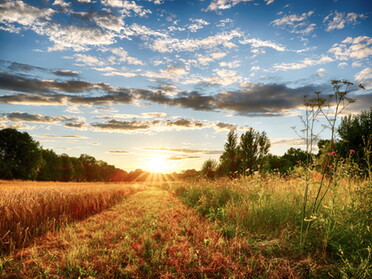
<box><xmin>144</xmin><ymin>156</ymin><xmax>170</xmax><ymax>173</ymax></box>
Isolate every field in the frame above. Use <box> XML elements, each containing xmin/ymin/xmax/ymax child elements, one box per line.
<box><xmin>0</xmin><ymin>177</ymin><xmax>371</xmax><ymax>278</ymax></box>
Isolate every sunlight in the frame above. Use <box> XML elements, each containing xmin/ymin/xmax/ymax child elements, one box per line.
<box><xmin>144</xmin><ymin>155</ymin><xmax>169</xmax><ymax>173</ymax></box>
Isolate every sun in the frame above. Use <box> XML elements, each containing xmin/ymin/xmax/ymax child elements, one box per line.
<box><xmin>144</xmin><ymin>155</ymin><xmax>170</xmax><ymax>173</ymax></box>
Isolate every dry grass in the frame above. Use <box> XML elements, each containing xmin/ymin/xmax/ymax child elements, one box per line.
<box><xmin>0</xmin><ymin>180</ymin><xmax>142</xmax><ymax>255</ymax></box>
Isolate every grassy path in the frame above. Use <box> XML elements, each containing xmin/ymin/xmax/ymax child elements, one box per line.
<box><xmin>1</xmin><ymin>186</ymin><xmax>300</xmax><ymax>278</ymax></box>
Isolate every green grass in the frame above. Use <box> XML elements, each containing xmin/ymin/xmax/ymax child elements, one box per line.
<box><xmin>165</xmin><ymin>175</ymin><xmax>372</xmax><ymax>278</ymax></box>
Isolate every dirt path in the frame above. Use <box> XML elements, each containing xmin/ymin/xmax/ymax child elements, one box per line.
<box><xmin>1</xmin><ymin>186</ymin><xmax>298</xmax><ymax>278</ymax></box>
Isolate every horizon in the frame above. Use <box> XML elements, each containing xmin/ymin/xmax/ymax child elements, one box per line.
<box><xmin>0</xmin><ymin>0</ymin><xmax>371</xmax><ymax>173</ymax></box>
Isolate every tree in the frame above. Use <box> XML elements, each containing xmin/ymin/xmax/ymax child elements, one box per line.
<box><xmin>239</xmin><ymin>128</ymin><xmax>270</xmax><ymax>175</ymax></box>
<box><xmin>201</xmin><ymin>158</ymin><xmax>218</xmax><ymax>179</ymax></box>
<box><xmin>37</xmin><ymin>149</ymin><xmax>62</xmax><ymax>181</ymax></box>
<box><xmin>0</xmin><ymin>128</ymin><xmax>42</xmax><ymax>179</ymax></box>
<box><xmin>61</xmin><ymin>154</ymin><xmax>75</xmax><ymax>182</ymax></box>
<box><xmin>337</xmin><ymin>108</ymin><xmax>372</xmax><ymax>173</ymax></box>
<box><xmin>262</xmin><ymin>154</ymin><xmax>290</xmax><ymax>175</ymax></box>
<box><xmin>219</xmin><ymin>129</ymin><xmax>240</xmax><ymax>177</ymax></box>
<box><xmin>282</xmin><ymin>147</ymin><xmax>310</xmax><ymax>168</ymax></box>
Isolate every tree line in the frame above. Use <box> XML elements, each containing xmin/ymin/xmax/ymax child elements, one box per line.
<box><xmin>202</xmin><ymin>108</ymin><xmax>371</xmax><ymax>179</ymax></box>
<box><xmin>0</xmin><ymin>128</ymin><xmax>153</xmax><ymax>182</ymax></box>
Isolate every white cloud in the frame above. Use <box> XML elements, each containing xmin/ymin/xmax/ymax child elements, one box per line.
<box><xmin>108</xmin><ymin>47</ymin><xmax>144</xmax><ymax>65</ymax></box>
<box><xmin>145</xmin><ymin>66</ymin><xmax>188</xmax><ymax>81</ymax></box>
<box><xmin>44</xmin><ymin>24</ymin><xmax>117</xmax><ymax>52</ymax></box>
<box><xmin>53</xmin><ymin>0</ymin><xmax>71</xmax><ymax>8</ymax></box>
<box><xmin>74</xmin><ymin>54</ymin><xmax>106</xmax><ymax>67</ymax></box>
<box><xmin>103</xmin><ymin>71</ymin><xmax>138</xmax><ymax>78</ymax></box>
<box><xmin>126</xmin><ymin>23</ymin><xmax>167</xmax><ymax>38</ymax></box>
<box><xmin>0</xmin><ymin>0</ymin><xmax>54</xmax><ymax>33</ymax></box>
<box><xmin>149</xmin><ymin>29</ymin><xmax>242</xmax><ymax>53</ymax></box>
<box><xmin>93</xmin><ymin>12</ymin><xmax>125</xmax><ymax>33</ymax></box>
<box><xmin>183</xmin><ymin>69</ymin><xmax>242</xmax><ymax>86</ymax></box>
<box><xmin>240</xmin><ymin>37</ymin><xmax>287</xmax><ymax>51</ymax></box>
<box><xmin>328</xmin><ymin>36</ymin><xmax>372</xmax><ymax>61</ymax></box>
<box><xmin>220</xmin><ymin>60</ymin><xmax>241</xmax><ymax>68</ymax></box>
<box><xmin>352</xmin><ymin>61</ymin><xmax>362</xmax><ymax>68</ymax></box>
<box><xmin>354</xmin><ymin>67</ymin><xmax>372</xmax><ymax>89</ymax></box>
<box><xmin>101</xmin><ymin>0</ymin><xmax>151</xmax><ymax>17</ymax></box>
<box><xmin>190</xmin><ymin>52</ymin><xmax>227</xmax><ymax>67</ymax></box>
<box><xmin>315</xmin><ymin>68</ymin><xmax>326</xmax><ymax>78</ymax></box>
<box><xmin>206</xmin><ymin>0</ymin><xmax>255</xmax><ymax>11</ymax></box>
<box><xmin>273</xmin><ymin>55</ymin><xmax>333</xmax><ymax>71</ymax></box>
<box><xmin>188</xmin><ymin>18</ymin><xmax>210</xmax><ymax>32</ymax></box>
<box><xmin>271</xmin><ymin>11</ymin><xmax>315</xmax><ymax>35</ymax></box>
<box><xmin>323</xmin><ymin>11</ymin><xmax>367</xmax><ymax>32</ymax></box>
<box><xmin>250</xmin><ymin>66</ymin><xmax>260</xmax><ymax>71</ymax></box>
<box><xmin>338</xmin><ymin>62</ymin><xmax>348</xmax><ymax>68</ymax></box>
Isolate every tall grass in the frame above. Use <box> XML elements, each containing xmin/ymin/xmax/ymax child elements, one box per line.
<box><xmin>165</xmin><ymin>174</ymin><xmax>372</xmax><ymax>277</ymax></box>
<box><xmin>0</xmin><ymin>180</ymin><xmax>142</xmax><ymax>255</ymax></box>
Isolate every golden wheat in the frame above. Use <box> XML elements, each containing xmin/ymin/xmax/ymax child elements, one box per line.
<box><xmin>0</xmin><ymin>180</ymin><xmax>142</xmax><ymax>254</ymax></box>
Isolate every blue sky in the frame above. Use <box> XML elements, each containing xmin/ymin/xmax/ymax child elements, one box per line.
<box><xmin>0</xmin><ymin>0</ymin><xmax>371</xmax><ymax>172</ymax></box>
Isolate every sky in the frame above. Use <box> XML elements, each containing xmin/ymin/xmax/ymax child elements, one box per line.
<box><xmin>0</xmin><ymin>0</ymin><xmax>371</xmax><ymax>173</ymax></box>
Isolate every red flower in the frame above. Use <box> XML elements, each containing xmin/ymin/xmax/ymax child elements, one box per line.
<box><xmin>331</xmin><ymin>151</ymin><xmax>336</xmax><ymax>155</ymax></box>
<box><xmin>350</xmin><ymin>149</ymin><xmax>356</xmax><ymax>154</ymax></box>
<box><xmin>132</xmin><ymin>243</ymin><xmax>138</xmax><ymax>250</ymax></box>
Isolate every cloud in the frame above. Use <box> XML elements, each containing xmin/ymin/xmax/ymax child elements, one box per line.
<box><xmin>92</xmin><ymin>119</ymin><xmax>156</xmax><ymax>131</ymax></box>
<box><xmin>240</xmin><ymin>37</ymin><xmax>287</xmax><ymax>52</ymax></box>
<box><xmin>271</xmin><ymin>138</ymin><xmax>306</xmax><ymax>146</ymax></box>
<box><xmin>91</xmin><ymin>117</ymin><xmax>239</xmax><ymax>133</ymax></box>
<box><xmin>338</xmin><ymin>62</ymin><xmax>348</xmax><ymax>68</ymax></box>
<box><xmin>188</xmin><ymin>18</ymin><xmax>209</xmax><ymax>32</ymax></box>
<box><xmin>354</xmin><ymin>67</ymin><xmax>372</xmax><ymax>89</ymax></box>
<box><xmin>4</xmin><ymin>60</ymin><xmax>45</xmax><ymax>72</ymax></box>
<box><xmin>272</xmin><ymin>55</ymin><xmax>333</xmax><ymax>71</ymax></box>
<box><xmin>271</xmin><ymin>11</ymin><xmax>315</xmax><ymax>35</ymax></box>
<box><xmin>315</xmin><ymin>68</ymin><xmax>327</xmax><ymax>78</ymax></box>
<box><xmin>205</xmin><ymin>0</ymin><xmax>255</xmax><ymax>11</ymax></box>
<box><xmin>109</xmin><ymin>150</ymin><xmax>130</xmax><ymax>154</ymax></box>
<box><xmin>34</xmin><ymin>134</ymin><xmax>88</xmax><ymax>139</ymax></box>
<box><xmin>0</xmin><ymin>0</ymin><xmax>54</xmax><ymax>33</ymax></box>
<box><xmin>323</xmin><ymin>11</ymin><xmax>367</xmax><ymax>32</ymax></box>
<box><xmin>2</xmin><ymin>112</ymin><xmax>84</xmax><ymax>128</ymax></box>
<box><xmin>167</xmin><ymin>155</ymin><xmax>200</xmax><ymax>160</ymax></box>
<box><xmin>328</xmin><ymin>36</ymin><xmax>372</xmax><ymax>61</ymax></box>
<box><xmin>219</xmin><ymin>60</ymin><xmax>241</xmax><ymax>68</ymax></box>
<box><xmin>44</xmin><ymin>23</ymin><xmax>119</xmax><ymax>52</ymax></box>
<box><xmin>149</xmin><ymin>30</ymin><xmax>242</xmax><ymax>53</ymax></box>
<box><xmin>144</xmin><ymin>148</ymin><xmax>223</xmax><ymax>154</ymax></box>
<box><xmin>52</xmin><ymin>70</ymin><xmax>80</xmax><ymax>77</ymax></box>
<box><xmin>214</xmin><ymin>83</ymin><xmax>327</xmax><ymax>116</ymax></box>
<box><xmin>108</xmin><ymin>47</ymin><xmax>144</xmax><ymax>65</ymax></box>
<box><xmin>102</xmin><ymin>0</ymin><xmax>151</xmax><ymax>17</ymax></box>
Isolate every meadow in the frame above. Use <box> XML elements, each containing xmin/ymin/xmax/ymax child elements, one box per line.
<box><xmin>0</xmin><ymin>175</ymin><xmax>371</xmax><ymax>278</ymax></box>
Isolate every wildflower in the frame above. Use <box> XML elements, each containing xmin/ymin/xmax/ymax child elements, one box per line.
<box><xmin>132</xmin><ymin>243</ymin><xmax>138</xmax><ymax>250</ymax></box>
<box><xmin>350</xmin><ymin>149</ymin><xmax>356</xmax><ymax>154</ymax></box>
<box><xmin>331</xmin><ymin>151</ymin><xmax>336</xmax><ymax>155</ymax></box>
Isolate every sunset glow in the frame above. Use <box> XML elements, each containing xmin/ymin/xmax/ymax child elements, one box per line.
<box><xmin>144</xmin><ymin>156</ymin><xmax>171</xmax><ymax>173</ymax></box>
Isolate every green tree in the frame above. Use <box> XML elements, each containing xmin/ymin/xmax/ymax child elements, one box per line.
<box><xmin>201</xmin><ymin>158</ymin><xmax>218</xmax><ymax>179</ymax></box>
<box><xmin>61</xmin><ymin>154</ymin><xmax>75</xmax><ymax>182</ymax></box>
<box><xmin>262</xmin><ymin>154</ymin><xmax>290</xmax><ymax>175</ymax></box>
<box><xmin>337</xmin><ymin>108</ymin><xmax>372</xmax><ymax>172</ymax></box>
<box><xmin>0</xmin><ymin>128</ymin><xmax>42</xmax><ymax>179</ymax></box>
<box><xmin>37</xmin><ymin>149</ymin><xmax>62</xmax><ymax>181</ymax></box>
<box><xmin>79</xmin><ymin>154</ymin><xmax>100</xmax><ymax>181</ymax></box>
<box><xmin>219</xmin><ymin>129</ymin><xmax>240</xmax><ymax>177</ymax></box>
<box><xmin>239</xmin><ymin>128</ymin><xmax>270</xmax><ymax>175</ymax></box>
<box><xmin>282</xmin><ymin>147</ymin><xmax>310</xmax><ymax>168</ymax></box>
